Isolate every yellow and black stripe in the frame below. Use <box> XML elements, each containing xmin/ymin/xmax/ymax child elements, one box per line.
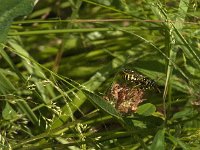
<box><xmin>121</xmin><ymin>69</ymin><xmax>156</xmax><ymax>89</ymax></box>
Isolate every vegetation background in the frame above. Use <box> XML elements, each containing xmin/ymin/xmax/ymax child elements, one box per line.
<box><xmin>0</xmin><ymin>0</ymin><xmax>200</xmax><ymax>149</ymax></box>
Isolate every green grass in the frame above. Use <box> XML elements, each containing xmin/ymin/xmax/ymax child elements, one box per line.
<box><xmin>0</xmin><ymin>0</ymin><xmax>200</xmax><ymax>149</ymax></box>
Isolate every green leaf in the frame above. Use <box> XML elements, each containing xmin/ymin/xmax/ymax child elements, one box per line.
<box><xmin>171</xmin><ymin>107</ymin><xmax>194</xmax><ymax>121</ymax></box>
<box><xmin>150</xmin><ymin>129</ymin><xmax>165</xmax><ymax>150</ymax></box>
<box><xmin>136</xmin><ymin>103</ymin><xmax>156</xmax><ymax>116</ymax></box>
<box><xmin>83</xmin><ymin>89</ymin><xmax>122</xmax><ymax>119</ymax></box>
<box><xmin>0</xmin><ymin>0</ymin><xmax>34</xmax><ymax>43</ymax></box>
<box><xmin>2</xmin><ymin>102</ymin><xmax>18</xmax><ymax>120</ymax></box>
<box><xmin>0</xmin><ymin>0</ymin><xmax>34</xmax><ymax>79</ymax></box>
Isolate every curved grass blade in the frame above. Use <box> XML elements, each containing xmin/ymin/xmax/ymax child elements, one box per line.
<box><xmin>0</xmin><ymin>71</ymin><xmax>38</xmax><ymax>125</ymax></box>
<box><xmin>0</xmin><ymin>0</ymin><xmax>34</xmax><ymax>79</ymax></box>
<box><xmin>83</xmin><ymin>89</ymin><xmax>122</xmax><ymax>119</ymax></box>
<box><xmin>150</xmin><ymin>129</ymin><xmax>165</xmax><ymax>150</ymax></box>
<box><xmin>167</xmin><ymin>133</ymin><xmax>189</xmax><ymax>150</ymax></box>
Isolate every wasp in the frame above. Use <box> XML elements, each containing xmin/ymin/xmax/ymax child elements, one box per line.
<box><xmin>104</xmin><ymin>69</ymin><xmax>160</xmax><ymax>114</ymax></box>
<box><xmin>121</xmin><ymin>69</ymin><xmax>156</xmax><ymax>90</ymax></box>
